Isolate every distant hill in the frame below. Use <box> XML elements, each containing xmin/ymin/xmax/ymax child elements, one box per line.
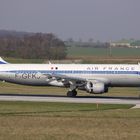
<box><xmin>0</xmin><ymin>29</ymin><xmax>34</xmax><ymax>38</ymax></box>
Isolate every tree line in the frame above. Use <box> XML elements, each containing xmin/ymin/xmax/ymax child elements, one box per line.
<box><xmin>65</xmin><ymin>38</ymin><xmax>110</xmax><ymax>48</ymax></box>
<box><xmin>0</xmin><ymin>33</ymin><xmax>67</xmax><ymax>59</ymax></box>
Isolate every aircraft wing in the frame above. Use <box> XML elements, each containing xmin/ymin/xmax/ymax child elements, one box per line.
<box><xmin>43</xmin><ymin>73</ymin><xmax>87</xmax><ymax>87</ymax></box>
<box><xmin>42</xmin><ymin>73</ymin><xmax>108</xmax><ymax>88</ymax></box>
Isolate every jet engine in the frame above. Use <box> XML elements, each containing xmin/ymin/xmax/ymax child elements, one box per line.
<box><xmin>85</xmin><ymin>81</ymin><xmax>108</xmax><ymax>94</ymax></box>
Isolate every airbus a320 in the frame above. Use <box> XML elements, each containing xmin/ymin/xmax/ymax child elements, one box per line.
<box><xmin>0</xmin><ymin>57</ymin><xmax>140</xmax><ymax>97</ymax></box>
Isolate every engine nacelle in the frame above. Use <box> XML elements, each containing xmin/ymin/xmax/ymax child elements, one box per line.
<box><xmin>85</xmin><ymin>81</ymin><xmax>108</xmax><ymax>94</ymax></box>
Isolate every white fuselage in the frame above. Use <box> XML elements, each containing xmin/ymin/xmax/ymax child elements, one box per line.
<box><xmin>0</xmin><ymin>64</ymin><xmax>140</xmax><ymax>87</ymax></box>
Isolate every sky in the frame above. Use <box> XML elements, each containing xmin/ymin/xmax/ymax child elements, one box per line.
<box><xmin>0</xmin><ymin>0</ymin><xmax>140</xmax><ymax>41</ymax></box>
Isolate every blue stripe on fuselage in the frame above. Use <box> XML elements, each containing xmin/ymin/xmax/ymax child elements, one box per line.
<box><xmin>2</xmin><ymin>70</ymin><xmax>139</xmax><ymax>75</ymax></box>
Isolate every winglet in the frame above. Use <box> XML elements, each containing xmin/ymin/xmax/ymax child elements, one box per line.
<box><xmin>0</xmin><ymin>57</ymin><xmax>9</xmax><ymax>64</ymax></box>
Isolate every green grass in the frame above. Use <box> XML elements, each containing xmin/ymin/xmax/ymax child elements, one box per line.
<box><xmin>4</xmin><ymin>57</ymin><xmax>44</xmax><ymax>63</ymax></box>
<box><xmin>0</xmin><ymin>101</ymin><xmax>133</xmax><ymax>116</ymax></box>
<box><xmin>0</xmin><ymin>101</ymin><xmax>139</xmax><ymax>140</ymax></box>
<box><xmin>0</xmin><ymin>82</ymin><xmax>140</xmax><ymax>98</ymax></box>
<box><xmin>67</xmin><ymin>47</ymin><xmax>140</xmax><ymax>57</ymax></box>
<box><xmin>67</xmin><ymin>47</ymin><xmax>140</xmax><ymax>64</ymax></box>
<box><xmin>68</xmin><ymin>47</ymin><xmax>109</xmax><ymax>57</ymax></box>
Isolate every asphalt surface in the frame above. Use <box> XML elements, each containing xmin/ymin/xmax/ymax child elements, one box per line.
<box><xmin>0</xmin><ymin>94</ymin><xmax>140</xmax><ymax>106</ymax></box>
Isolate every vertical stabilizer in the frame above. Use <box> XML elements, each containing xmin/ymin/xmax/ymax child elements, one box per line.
<box><xmin>0</xmin><ymin>57</ymin><xmax>8</xmax><ymax>64</ymax></box>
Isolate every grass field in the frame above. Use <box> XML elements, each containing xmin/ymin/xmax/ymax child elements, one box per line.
<box><xmin>0</xmin><ymin>83</ymin><xmax>140</xmax><ymax>140</ymax></box>
<box><xmin>0</xmin><ymin>82</ymin><xmax>140</xmax><ymax>97</ymax></box>
<box><xmin>68</xmin><ymin>47</ymin><xmax>140</xmax><ymax>57</ymax></box>
<box><xmin>67</xmin><ymin>47</ymin><xmax>140</xmax><ymax>64</ymax></box>
<box><xmin>0</xmin><ymin>101</ymin><xmax>140</xmax><ymax>140</ymax></box>
<box><xmin>4</xmin><ymin>57</ymin><xmax>44</xmax><ymax>63</ymax></box>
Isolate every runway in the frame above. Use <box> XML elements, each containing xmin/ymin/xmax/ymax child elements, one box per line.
<box><xmin>0</xmin><ymin>94</ymin><xmax>140</xmax><ymax>106</ymax></box>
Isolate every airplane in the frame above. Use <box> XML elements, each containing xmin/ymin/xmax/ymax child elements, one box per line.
<box><xmin>0</xmin><ymin>57</ymin><xmax>140</xmax><ymax>97</ymax></box>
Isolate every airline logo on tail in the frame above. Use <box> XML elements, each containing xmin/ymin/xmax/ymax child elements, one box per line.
<box><xmin>0</xmin><ymin>57</ymin><xmax>8</xmax><ymax>64</ymax></box>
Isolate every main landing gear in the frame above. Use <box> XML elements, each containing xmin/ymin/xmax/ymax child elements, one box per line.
<box><xmin>67</xmin><ymin>90</ymin><xmax>77</xmax><ymax>97</ymax></box>
<box><xmin>66</xmin><ymin>81</ymin><xmax>78</xmax><ymax>97</ymax></box>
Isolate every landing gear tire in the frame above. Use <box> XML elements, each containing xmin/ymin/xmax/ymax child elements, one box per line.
<box><xmin>67</xmin><ymin>90</ymin><xmax>77</xmax><ymax>97</ymax></box>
